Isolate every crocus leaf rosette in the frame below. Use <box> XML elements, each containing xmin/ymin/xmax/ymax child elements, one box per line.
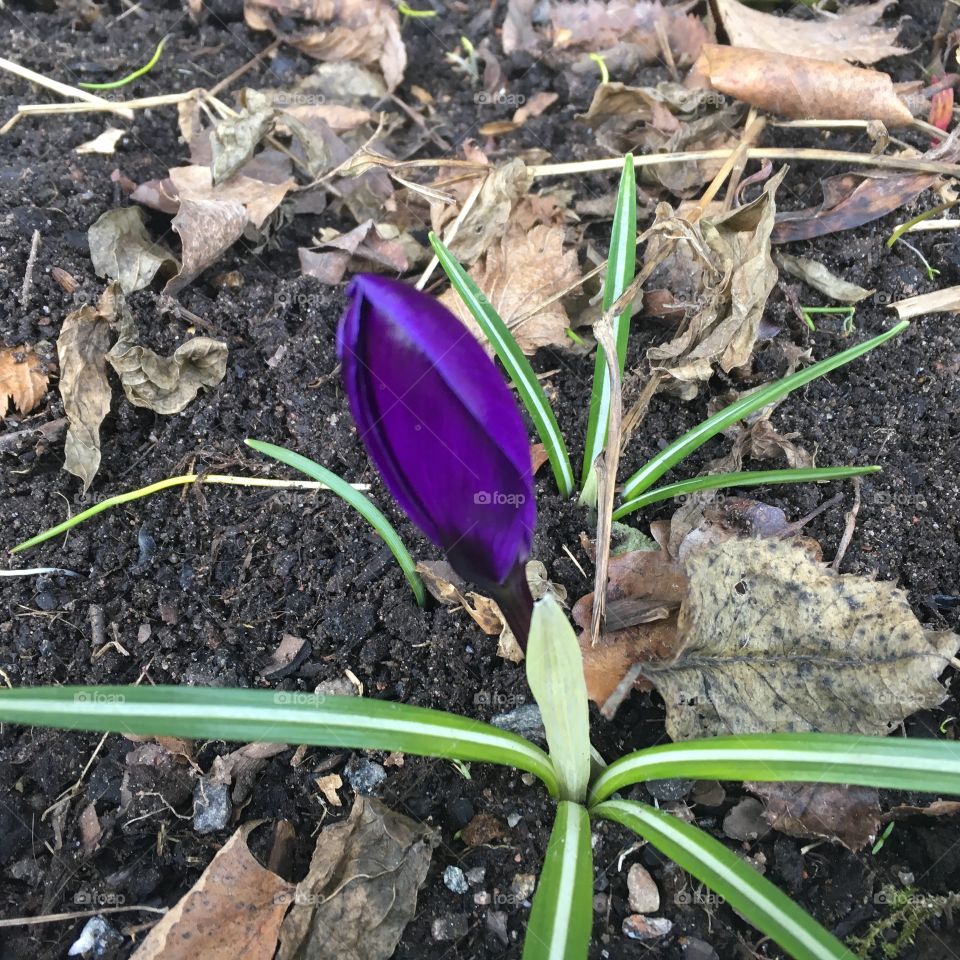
<box><xmin>338</xmin><ymin>274</ymin><xmax>537</xmax><ymax>644</ymax></box>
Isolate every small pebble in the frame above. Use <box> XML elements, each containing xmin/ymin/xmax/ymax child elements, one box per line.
<box><xmin>691</xmin><ymin>780</ymin><xmax>726</xmax><ymax>807</ymax></box>
<box><xmin>683</xmin><ymin>936</ymin><xmax>720</xmax><ymax>960</ymax></box>
<box><xmin>344</xmin><ymin>757</ymin><xmax>386</xmax><ymax>796</ymax></box>
<box><xmin>645</xmin><ymin>778</ymin><xmax>694</xmax><ymax>802</ymax></box>
<box><xmin>466</xmin><ymin>866</ymin><xmax>486</xmax><ymax>886</ymax></box>
<box><xmin>623</xmin><ymin>915</ymin><xmax>673</xmax><ymax>941</ymax></box>
<box><xmin>447</xmin><ymin>797</ymin><xmax>474</xmax><ymax>829</ymax></box>
<box><xmin>491</xmin><ymin>703</ymin><xmax>544</xmax><ymax>741</ymax></box>
<box><xmin>627</xmin><ymin>863</ymin><xmax>660</xmax><ymax>914</ymax></box>
<box><xmin>474</xmin><ymin>890</ymin><xmax>491</xmax><ymax>906</ymax></box>
<box><xmin>67</xmin><ymin>916</ymin><xmax>122</xmax><ymax>957</ymax></box>
<box><xmin>431</xmin><ymin>914</ymin><xmax>469</xmax><ymax>941</ymax></box>
<box><xmin>506</xmin><ymin>812</ymin><xmax>521</xmax><ymax>828</ymax></box>
<box><xmin>723</xmin><ymin>798</ymin><xmax>771</xmax><ymax>841</ymax></box>
<box><xmin>443</xmin><ymin>865</ymin><xmax>469</xmax><ymax>894</ymax></box>
<box><xmin>486</xmin><ymin>910</ymin><xmax>509</xmax><ymax>946</ymax></box>
<box><xmin>511</xmin><ymin>873</ymin><xmax>536</xmax><ymax>901</ymax></box>
<box><xmin>34</xmin><ymin>591</ymin><xmax>57</xmax><ymax>611</ymax></box>
<box><xmin>593</xmin><ymin>892</ymin><xmax>609</xmax><ymax>914</ymax></box>
<box><xmin>314</xmin><ymin>677</ymin><xmax>357</xmax><ymax>698</ymax></box>
<box><xmin>192</xmin><ymin>780</ymin><xmax>231</xmax><ymax>834</ymax></box>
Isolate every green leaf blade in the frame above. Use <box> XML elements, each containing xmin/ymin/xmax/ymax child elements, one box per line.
<box><xmin>620</xmin><ymin>321</ymin><xmax>908</xmax><ymax>502</ymax></box>
<box><xmin>581</xmin><ymin>153</ymin><xmax>637</xmax><ymax>501</ymax></box>
<box><xmin>613</xmin><ymin>466</ymin><xmax>881</xmax><ymax>520</ymax></box>
<box><xmin>246</xmin><ymin>439</ymin><xmax>426</xmax><ymax>606</ymax></box>
<box><xmin>588</xmin><ymin>733</ymin><xmax>960</xmax><ymax>806</ymax></box>
<box><xmin>0</xmin><ymin>685</ymin><xmax>559</xmax><ymax>794</ymax></box>
<box><xmin>592</xmin><ymin>799</ymin><xmax>850</xmax><ymax>960</ymax></box>
<box><xmin>523</xmin><ymin>801</ymin><xmax>593</xmax><ymax>960</ymax></box>
<box><xmin>526</xmin><ymin>594</ymin><xmax>591</xmax><ymax>802</ymax></box>
<box><xmin>429</xmin><ymin>233</ymin><xmax>575</xmax><ymax>498</ymax></box>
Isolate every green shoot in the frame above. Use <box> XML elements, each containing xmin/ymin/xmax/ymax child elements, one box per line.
<box><xmin>613</xmin><ymin>466</ymin><xmax>880</xmax><ymax>520</ymax></box>
<box><xmin>78</xmin><ymin>37</ymin><xmax>167</xmax><ymax>90</ymax></box>
<box><xmin>799</xmin><ymin>305</ymin><xmax>856</xmax><ymax>332</ymax></box>
<box><xmin>565</xmin><ymin>328</ymin><xmax>586</xmax><ymax>346</ymax></box>
<box><xmin>526</xmin><ymin>594</ymin><xmax>591</xmax><ymax>802</ymax></box>
<box><xmin>887</xmin><ymin>201</ymin><xmax>954</xmax><ymax>248</ymax></box>
<box><xmin>588</xmin><ymin>53</ymin><xmax>610</xmax><ymax>85</ymax></box>
<box><xmin>397</xmin><ymin>1</ymin><xmax>438</xmax><ymax>17</ymax></box>
<box><xmin>430</xmin><ymin>232</ymin><xmax>575</xmax><ymax>497</ymax></box>
<box><xmin>523</xmin><ymin>803</ymin><xmax>592</xmax><ymax>960</ymax></box>
<box><xmin>898</xmin><ymin>239</ymin><xmax>940</xmax><ymax>280</ymax></box>
<box><xmin>620</xmin><ymin>321</ymin><xmax>909</xmax><ymax>503</ymax></box>
<box><xmin>10</xmin><ymin>473</ymin><xmax>368</xmax><ymax>555</ymax></box>
<box><xmin>246</xmin><ymin>440</ymin><xmax>426</xmax><ymax>606</ymax></box>
<box><xmin>581</xmin><ymin>153</ymin><xmax>636</xmax><ymax>505</ymax></box>
<box><xmin>872</xmin><ymin>822</ymin><xmax>895</xmax><ymax>855</ymax></box>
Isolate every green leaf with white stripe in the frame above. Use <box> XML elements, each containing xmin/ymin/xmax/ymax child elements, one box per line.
<box><xmin>429</xmin><ymin>232</ymin><xmax>575</xmax><ymax>498</ymax></box>
<box><xmin>620</xmin><ymin>321</ymin><xmax>908</xmax><ymax>502</ymax></box>
<box><xmin>526</xmin><ymin>594</ymin><xmax>591</xmax><ymax>802</ymax></box>
<box><xmin>592</xmin><ymin>799</ymin><xmax>849</xmax><ymax>960</ymax></box>
<box><xmin>0</xmin><ymin>686</ymin><xmax>559</xmax><ymax>796</ymax></box>
<box><xmin>588</xmin><ymin>733</ymin><xmax>960</xmax><ymax>807</ymax></box>
<box><xmin>523</xmin><ymin>801</ymin><xmax>592</xmax><ymax>960</ymax></box>
<box><xmin>246</xmin><ymin>439</ymin><xmax>426</xmax><ymax>606</ymax></box>
<box><xmin>580</xmin><ymin>153</ymin><xmax>636</xmax><ymax>505</ymax></box>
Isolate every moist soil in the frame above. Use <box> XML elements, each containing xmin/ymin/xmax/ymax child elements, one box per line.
<box><xmin>0</xmin><ymin>1</ymin><xmax>959</xmax><ymax>958</ymax></box>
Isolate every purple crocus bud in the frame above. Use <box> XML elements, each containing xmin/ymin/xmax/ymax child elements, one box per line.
<box><xmin>337</xmin><ymin>274</ymin><xmax>537</xmax><ymax>645</ymax></box>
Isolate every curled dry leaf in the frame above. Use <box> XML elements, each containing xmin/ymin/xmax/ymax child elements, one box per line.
<box><xmin>440</xmin><ymin>222</ymin><xmax>582</xmax><ymax>355</ymax></box>
<box><xmin>691</xmin><ymin>44</ymin><xmax>914</xmax><ymax>128</ymax></box>
<box><xmin>645</xmin><ymin>538</ymin><xmax>960</xmax><ymax>740</ymax></box>
<box><xmin>130</xmin><ymin>823</ymin><xmax>293</xmax><ymax>960</ymax></box>
<box><xmin>276</xmin><ymin>796</ymin><xmax>436</xmax><ymax>960</ymax></box>
<box><xmin>88</xmin><ymin>207</ymin><xmax>178</xmax><ymax>294</ymax></box>
<box><xmin>299</xmin><ymin>219</ymin><xmax>409</xmax><ymax>285</ymax></box>
<box><xmin>775</xmin><ymin>252</ymin><xmax>874</xmax><ymax>303</ymax></box>
<box><xmin>746</xmin><ymin>781</ymin><xmax>881</xmax><ymax>853</ymax></box>
<box><xmin>0</xmin><ymin>345</ymin><xmax>49</xmax><ymax>419</ymax></box>
<box><xmin>714</xmin><ymin>0</ymin><xmax>907</xmax><ymax>65</ymax></box>
<box><xmin>210</xmin><ymin>91</ymin><xmax>276</xmax><ymax>184</ymax></box>
<box><xmin>244</xmin><ymin>0</ymin><xmax>406</xmax><ymax>91</ymax></box>
<box><xmin>75</xmin><ymin>127</ymin><xmax>125</xmax><ymax>155</ymax></box>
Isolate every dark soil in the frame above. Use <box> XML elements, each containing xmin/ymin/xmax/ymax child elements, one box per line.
<box><xmin>1</xmin><ymin>1</ymin><xmax>959</xmax><ymax>959</ymax></box>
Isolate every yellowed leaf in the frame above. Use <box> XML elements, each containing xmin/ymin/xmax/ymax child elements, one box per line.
<box><xmin>0</xmin><ymin>345</ymin><xmax>49</xmax><ymax>419</ymax></box>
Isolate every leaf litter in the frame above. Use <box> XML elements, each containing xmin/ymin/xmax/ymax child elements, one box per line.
<box><xmin>0</xmin><ymin>344</ymin><xmax>50</xmax><ymax>419</ymax></box>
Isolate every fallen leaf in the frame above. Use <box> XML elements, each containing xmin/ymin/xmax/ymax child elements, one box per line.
<box><xmin>513</xmin><ymin>91</ymin><xmax>559</xmax><ymax>125</ymax></box>
<box><xmin>131</xmin><ymin>823</ymin><xmax>293</xmax><ymax>960</ymax></box>
<box><xmin>461</xmin><ymin>811</ymin><xmax>507</xmax><ymax>847</ymax></box>
<box><xmin>747</xmin><ymin>781</ymin><xmax>881</xmax><ymax>852</ymax></box>
<box><xmin>0</xmin><ymin>345</ymin><xmax>49</xmax><ymax>419</ymax></box>
<box><xmin>88</xmin><ymin>207</ymin><xmax>177</xmax><ymax>294</ymax></box>
<box><xmin>502</xmin><ymin>0</ymin><xmax>539</xmax><ymax>54</ymax></box>
<box><xmin>210</xmin><ymin>91</ymin><xmax>276</xmax><ymax>184</ymax></box>
<box><xmin>299</xmin><ymin>220</ymin><xmax>409</xmax><ymax>284</ymax></box>
<box><xmin>775</xmin><ymin>252</ymin><xmax>874</xmax><ymax>303</ymax></box>
<box><xmin>260</xmin><ymin>635</ymin><xmax>311</xmax><ymax>678</ymax></box>
<box><xmin>210</xmin><ymin>742</ymin><xmax>289</xmax><ymax>805</ymax></box>
<box><xmin>57</xmin><ymin>286</ymin><xmax>118</xmax><ymax>490</ymax></box>
<box><xmin>440</xmin><ymin>222</ymin><xmax>581</xmax><ymax>355</ymax></box>
<box><xmin>244</xmin><ymin>0</ymin><xmax>406</xmax><ymax>91</ymax></box>
<box><xmin>644</xmin><ymin>538</ymin><xmax>960</xmax><ymax>740</ymax></box>
<box><xmin>167</xmin><ymin>196</ymin><xmax>248</xmax><ymax>295</ymax></box>
<box><xmin>106</xmin><ymin>303</ymin><xmax>227</xmax><ymax>415</ymax></box>
<box><xmin>315</xmin><ymin>773</ymin><xmax>342</xmax><ymax>806</ymax></box>
<box><xmin>691</xmin><ymin>44</ymin><xmax>914</xmax><ymax>127</ymax></box>
<box><xmin>276</xmin><ymin>796</ymin><xmax>435</xmax><ymax>960</ymax></box>
<box><xmin>714</xmin><ymin>0</ymin><xmax>907</xmax><ymax>65</ymax></box>
<box><xmin>883</xmin><ymin>800</ymin><xmax>960</xmax><ymax>822</ymax></box>
<box><xmin>75</xmin><ymin>127</ymin><xmax>126</xmax><ymax>155</ymax></box>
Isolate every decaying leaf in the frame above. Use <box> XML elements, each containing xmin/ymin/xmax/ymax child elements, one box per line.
<box><xmin>691</xmin><ymin>44</ymin><xmax>914</xmax><ymax>127</ymax></box>
<box><xmin>276</xmin><ymin>796</ymin><xmax>435</xmax><ymax>960</ymax></box>
<box><xmin>106</xmin><ymin>302</ymin><xmax>227</xmax><ymax>415</ymax></box>
<box><xmin>211</xmin><ymin>91</ymin><xmax>276</xmax><ymax>183</ymax></box>
<box><xmin>645</xmin><ymin>167</ymin><xmax>786</xmax><ymax>396</ymax></box>
<box><xmin>88</xmin><ymin>207</ymin><xmax>177</xmax><ymax>294</ymax></box>
<box><xmin>747</xmin><ymin>781</ymin><xmax>882</xmax><ymax>852</ymax></box>
<box><xmin>57</xmin><ymin>286</ymin><xmax>118</xmax><ymax>490</ymax></box>
<box><xmin>244</xmin><ymin>0</ymin><xmax>406</xmax><ymax>91</ymax></box>
<box><xmin>168</xmin><ymin>196</ymin><xmax>248</xmax><ymax>295</ymax></box>
<box><xmin>209</xmin><ymin>742</ymin><xmax>289</xmax><ymax>806</ymax></box>
<box><xmin>75</xmin><ymin>127</ymin><xmax>126</xmax><ymax>155</ymax></box>
<box><xmin>299</xmin><ymin>220</ymin><xmax>409</xmax><ymax>284</ymax></box>
<box><xmin>715</xmin><ymin>0</ymin><xmax>907</xmax><ymax>65</ymax></box>
<box><xmin>440</xmin><ymin>222</ymin><xmax>582</xmax><ymax>355</ymax></box>
<box><xmin>0</xmin><ymin>345</ymin><xmax>49</xmax><ymax>419</ymax></box>
<box><xmin>130</xmin><ymin>823</ymin><xmax>293</xmax><ymax>960</ymax></box>
<box><xmin>775</xmin><ymin>252</ymin><xmax>874</xmax><ymax>303</ymax></box>
<box><xmin>644</xmin><ymin>538</ymin><xmax>960</xmax><ymax>740</ymax></box>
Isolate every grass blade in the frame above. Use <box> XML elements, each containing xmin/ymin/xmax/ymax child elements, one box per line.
<box><xmin>429</xmin><ymin>232</ymin><xmax>575</xmax><ymax>497</ymax></box>
<box><xmin>620</xmin><ymin>321</ymin><xmax>909</xmax><ymax>502</ymax></box>
<box><xmin>581</xmin><ymin>153</ymin><xmax>637</xmax><ymax>504</ymax></box>
<box><xmin>526</xmin><ymin>594</ymin><xmax>591</xmax><ymax>802</ymax></box>
<box><xmin>10</xmin><ymin>473</ymin><xmax>366</xmax><ymax>554</ymax></box>
<box><xmin>593</xmin><ymin>799</ymin><xmax>850</xmax><ymax>960</ymax></box>
<box><xmin>613</xmin><ymin>466</ymin><xmax>880</xmax><ymax>520</ymax></box>
<box><xmin>588</xmin><ymin>733</ymin><xmax>960</xmax><ymax>806</ymax></box>
<box><xmin>246</xmin><ymin>439</ymin><xmax>426</xmax><ymax>606</ymax></box>
<box><xmin>0</xmin><ymin>686</ymin><xmax>559</xmax><ymax>795</ymax></box>
<box><xmin>522</xmin><ymin>801</ymin><xmax>592</xmax><ymax>960</ymax></box>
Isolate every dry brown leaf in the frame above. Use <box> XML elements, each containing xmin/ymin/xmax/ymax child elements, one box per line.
<box><xmin>299</xmin><ymin>220</ymin><xmax>409</xmax><ymax>284</ymax></box>
<box><xmin>645</xmin><ymin>538</ymin><xmax>960</xmax><ymax>740</ymax></box>
<box><xmin>210</xmin><ymin>92</ymin><xmax>276</xmax><ymax>184</ymax></box>
<box><xmin>0</xmin><ymin>345</ymin><xmax>49</xmax><ymax>419</ymax></box>
<box><xmin>691</xmin><ymin>44</ymin><xmax>914</xmax><ymax>127</ymax></box>
<box><xmin>57</xmin><ymin>286</ymin><xmax>118</xmax><ymax>490</ymax></box>
<box><xmin>747</xmin><ymin>781</ymin><xmax>881</xmax><ymax>852</ymax></box>
<box><xmin>88</xmin><ymin>207</ymin><xmax>178</xmax><ymax>294</ymax></box>
<box><xmin>440</xmin><ymin>223</ymin><xmax>581</xmax><ymax>355</ymax></box>
<box><xmin>131</xmin><ymin>823</ymin><xmax>292</xmax><ymax>960</ymax></box>
<box><xmin>244</xmin><ymin>0</ymin><xmax>406</xmax><ymax>91</ymax></box>
<box><xmin>715</xmin><ymin>0</ymin><xmax>907</xmax><ymax>65</ymax></box>
<box><xmin>75</xmin><ymin>127</ymin><xmax>125</xmax><ymax>155</ymax></box>
<box><xmin>775</xmin><ymin>252</ymin><xmax>875</xmax><ymax>303</ymax></box>
<box><xmin>315</xmin><ymin>773</ymin><xmax>343</xmax><ymax>806</ymax></box>
<box><xmin>276</xmin><ymin>796</ymin><xmax>435</xmax><ymax>960</ymax></box>
<box><xmin>883</xmin><ymin>800</ymin><xmax>960</xmax><ymax>822</ymax></box>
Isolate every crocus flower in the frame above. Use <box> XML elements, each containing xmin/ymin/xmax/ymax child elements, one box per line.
<box><xmin>338</xmin><ymin>274</ymin><xmax>537</xmax><ymax>645</ymax></box>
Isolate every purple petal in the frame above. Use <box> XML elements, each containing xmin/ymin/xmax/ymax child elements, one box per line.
<box><xmin>338</xmin><ymin>274</ymin><xmax>535</xmax><ymax>587</ymax></box>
